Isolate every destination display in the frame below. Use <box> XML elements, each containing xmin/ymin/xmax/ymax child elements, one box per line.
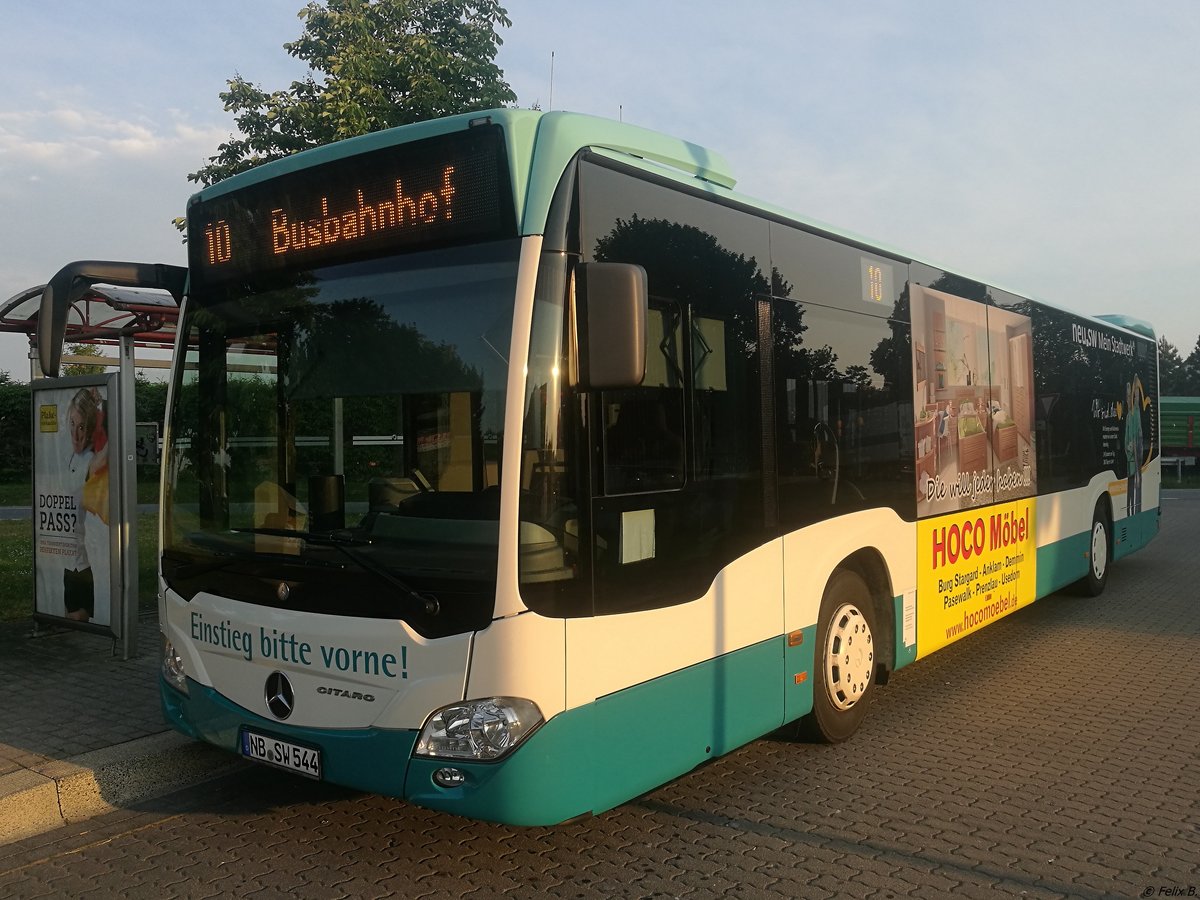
<box><xmin>189</xmin><ymin>124</ymin><xmax>516</xmax><ymax>288</ymax></box>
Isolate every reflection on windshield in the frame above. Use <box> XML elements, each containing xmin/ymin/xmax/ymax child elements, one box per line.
<box><xmin>162</xmin><ymin>241</ymin><xmax>518</xmax><ymax>634</ymax></box>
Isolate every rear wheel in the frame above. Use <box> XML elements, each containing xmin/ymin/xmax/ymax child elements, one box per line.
<box><xmin>800</xmin><ymin>569</ymin><xmax>877</xmax><ymax>743</ymax></box>
<box><xmin>1078</xmin><ymin>500</ymin><xmax>1111</xmax><ymax>596</ymax></box>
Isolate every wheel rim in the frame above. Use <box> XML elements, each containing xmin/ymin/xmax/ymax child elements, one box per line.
<box><xmin>1091</xmin><ymin>520</ymin><xmax>1108</xmax><ymax>581</ymax></box>
<box><xmin>823</xmin><ymin>603</ymin><xmax>874</xmax><ymax>711</ymax></box>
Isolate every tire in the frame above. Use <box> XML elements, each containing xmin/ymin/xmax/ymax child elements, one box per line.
<box><xmin>799</xmin><ymin>569</ymin><xmax>878</xmax><ymax>743</ymax></box>
<box><xmin>1077</xmin><ymin>500</ymin><xmax>1111</xmax><ymax>597</ymax></box>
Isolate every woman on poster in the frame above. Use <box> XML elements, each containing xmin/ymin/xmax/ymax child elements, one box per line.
<box><xmin>1125</xmin><ymin>376</ymin><xmax>1144</xmax><ymax>517</ymax></box>
<box><xmin>63</xmin><ymin>388</ymin><xmax>110</xmax><ymax>623</ymax></box>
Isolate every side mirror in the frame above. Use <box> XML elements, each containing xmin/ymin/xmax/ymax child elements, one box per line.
<box><xmin>38</xmin><ymin>261</ymin><xmax>186</xmax><ymax>376</ymax></box>
<box><xmin>572</xmin><ymin>262</ymin><xmax>647</xmax><ymax>390</ymax></box>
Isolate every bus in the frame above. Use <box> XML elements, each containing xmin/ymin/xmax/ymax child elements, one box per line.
<box><xmin>40</xmin><ymin>109</ymin><xmax>1160</xmax><ymax>825</ymax></box>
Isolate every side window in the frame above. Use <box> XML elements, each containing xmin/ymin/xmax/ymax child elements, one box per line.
<box><xmin>1024</xmin><ymin>304</ymin><xmax>1160</xmax><ymax>495</ymax></box>
<box><xmin>773</xmin><ymin>298</ymin><xmax>910</xmax><ymax>528</ymax></box>
<box><xmin>602</xmin><ymin>303</ymin><xmax>685</xmax><ymax>494</ymax></box>
<box><xmin>1025</xmin><ymin>304</ymin><xmax>1102</xmax><ymax>492</ymax></box>
<box><xmin>691</xmin><ymin>307</ymin><xmax>761</xmax><ymax>484</ymax></box>
<box><xmin>770</xmin><ymin>222</ymin><xmax>905</xmax><ymax>316</ymax></box>
<box><xmin>770</xmin><ymin>225</ymin><xmax>912</xmax><ymax>527</ymax></box>
<box><xmin>580</xmin><ymin>159</ymin><xmax>771</xmax><ymax>616</ymax></box>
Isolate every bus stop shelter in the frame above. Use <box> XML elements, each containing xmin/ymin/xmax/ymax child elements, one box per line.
<box><xmin>0</xmin><ymin>283</ymin><xmax>179</xmax><ymax>658</ymax></box>
<box><xmin>0</xmin><ymin>283</ymin><xmax>179</xmax><ymax>379</ymax></box>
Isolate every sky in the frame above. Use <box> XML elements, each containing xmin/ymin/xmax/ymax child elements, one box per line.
<box><xmin>2</xmin><ymin>1</ymin><xmax>1198</xmax><ymax>378</ymax></box>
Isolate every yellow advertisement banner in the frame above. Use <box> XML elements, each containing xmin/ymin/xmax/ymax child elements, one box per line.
<box><xmin>917</xmin><ymin>499</ymin><xmax>1037</xmax><ymax>658</ymax></box>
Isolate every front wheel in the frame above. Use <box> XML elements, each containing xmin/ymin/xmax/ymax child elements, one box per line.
<box><xmin>799</xmin><ymin>569</ymin><xmax>878</xmax><ymax>743</ymax></box>
<box><xmin>1077</xmin><ymin>501</ymin><xmax>1111</xmax><ymax>596</ymax></box>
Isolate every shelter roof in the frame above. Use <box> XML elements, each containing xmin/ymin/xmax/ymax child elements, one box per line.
<box><xmin>1</xmin><ymin>284</ymin><xmax>178</xmax><ymax>348</ymax></box>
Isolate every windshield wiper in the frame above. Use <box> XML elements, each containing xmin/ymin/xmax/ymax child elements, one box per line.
<box><xmin>163</xmin><ymin>548</ymin><xmax>245</xmax><ymax>580</ymax></box>
<box><xmin>166</xmin><ymin>530</ymin><xmax>347</xmax><ymax>579</ymax></box>
<box><xmin>231</xmin><ymin>527</ymin><xmax>440</xmax><ymax>617</ymax></box>
<box><xmin>233</xmin><ymin>526</ymin><xmax>369</xmax><ymax>546</ymax></box>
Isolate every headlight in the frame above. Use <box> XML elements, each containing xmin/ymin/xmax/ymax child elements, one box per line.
<box><xmin>161</xmin><ymin>634</ymin><xmax>188</xmax><ymax>695</ymax></box>
<box><xmin>415</xmin><ymin>697</ymin><xmax>543</xmax><ymax>761</ymax></box>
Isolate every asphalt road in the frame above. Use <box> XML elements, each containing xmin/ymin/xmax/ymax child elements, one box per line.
<box><xmin>1</xmin><ymin>493</ymin><xmax>1197</xmax><ymax>899</ymax></box>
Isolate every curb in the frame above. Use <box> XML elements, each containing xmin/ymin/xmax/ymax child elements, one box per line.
<box><xmin>0</xmin><ymin>732</ymin><xmax>245</xmax><ymax>845</ymax></box>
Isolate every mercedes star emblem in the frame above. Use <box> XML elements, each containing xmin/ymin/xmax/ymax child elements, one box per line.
<box><xmin>265</xmin><ymin>670</ymin><xmax>295</xmax><ymax>720</ymax></box>
<box><xmin>277</xmin><ymin>582</ymin><xmax>291</xmax><ymax>602</ymax></box>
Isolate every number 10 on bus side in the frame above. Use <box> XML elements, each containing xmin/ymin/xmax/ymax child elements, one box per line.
<box><xmin>205</xmin><ymin>220</ymin><xmax>232</xmax><ymax>265</ymax></box>
<box><xmin>241</xmin><ymin>729</ymin><xmax>322</xmax><ymax>779</ymax></box>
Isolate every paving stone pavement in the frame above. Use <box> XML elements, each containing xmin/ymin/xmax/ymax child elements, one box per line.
<box><xmin>0</xmin><ymin>615</ymin><xmax>165</xmax><ymax>779</ymax></box>
<box><xmin>0</xmin><ymin>494</ymin><xmax>1196</xmax><ymax>898</ymax></box>
<box><xmin>0</xmin><ymin>612</ymin><xmax>241</xmax><ymax>843</ymax></box>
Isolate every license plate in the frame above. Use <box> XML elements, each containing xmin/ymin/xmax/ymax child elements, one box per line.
<box><xmin>240</xmin><ymin>729</ymin><xmax>322</xmax><ymax>780</ymax></box>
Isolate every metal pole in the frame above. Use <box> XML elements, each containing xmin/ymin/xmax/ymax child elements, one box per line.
<box><xmin>333</xmin><ymin>397</ymin><xmax>344</xmax><ymax>475</ymax></box>
<box><xmin>119</xmin><ymin>334</ymin><xmax>138</xmax><ymax>658</ymax></box>
<box><xmin>28</xmin><ymin>341</ymin><xmax>41</xmax><ymax>638</ymax></box>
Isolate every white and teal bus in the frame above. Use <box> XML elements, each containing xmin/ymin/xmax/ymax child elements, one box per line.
<box><xmin>41</xmin><ymin>109</ymin><xmax>1160</xmax><ymax>825</ymax></box>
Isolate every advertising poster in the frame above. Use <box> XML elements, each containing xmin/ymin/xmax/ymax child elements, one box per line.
<box><xmin>916</xmin><ymin>498</ymin><xmax>1037</xmax><ymax>658</ymax></box>
<box><xmin>910</xmin><ymin>285</ymin><xmax>1037</xmax><ymax>518</ymax></box>
<box><xmin>135</xmin><ymin>421</ymin><xmax>160</xmax><ymax>466</ymax></box>
<box><xmin>1066</xmin><ymin>322</ymin><xmax>1154</xmax><ymax>518</ymax></box>
<box><xmin>32</xmin><ymin>377</ymin><xmax>118</xmax><ymax>631</ymax></box>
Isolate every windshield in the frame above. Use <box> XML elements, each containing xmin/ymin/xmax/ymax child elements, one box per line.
<box><xmin>163</xmin><ymin>240</ymin><xmax>519</xmax><ymax>637</ymax></box>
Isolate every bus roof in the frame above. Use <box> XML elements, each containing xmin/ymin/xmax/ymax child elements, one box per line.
<box><xmin>519</xmin><ymin>112</ymin><xmax>1155</xmax><ymax>339</ymax></box>
<box><xmin>189</xmin><ymin>108</ymin><xmax>1154</xmax><ymax>338</ymax></box>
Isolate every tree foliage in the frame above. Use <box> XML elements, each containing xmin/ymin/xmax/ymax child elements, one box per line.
<box><xmin>1183</xmin><ymin>335</ymin><xmax>1200</xmax><ymax>396</ymax></box>
<box><xmin>1159</xmin><ymin>336</ymin><xmax>1186</xmax><ymax>395</ymax></box>
<box><xmin>135</xmin><ymin>374</ymin><xmax>169</xmax><ymax>426</ymax></box>
<box><xmin>0</xmin><ymin>378</ymin><xmax>31</xmax><ymax>479</ymax></box>
<box><xmin>188</xmin><ymin>0</ymin><xmax>516</xmax><ymax>188</ymax></box>
<box><xmin>62</xmin><ymin>344</ymin><xmax>106</xmax><ymax>377</ymax></box>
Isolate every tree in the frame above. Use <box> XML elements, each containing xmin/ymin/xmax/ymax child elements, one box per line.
<box><xmin>1159</xmin><ymin>336</ymin><xmax>1186</xmax><ymax>395</ymax></box>
<box><xmin>188</xmin><ymin>0</ymin><xmax>516</xmax><ymax>189</ymax></box>
<box><xmin>135</xmin><ymin>373</ymin><xmax>169</xmax><ymax>427</ymax></box>
<box><xmin>0</xmin><ymin>377</ymin><xmax>31</xmax><ymax>480</ymax></box>
<box><xmin>591</xmin><ymin>213</ymin><xmax>776</xmax><ymax>361</ymax></box>
<box><xmin>1183</xmin><ymin>336</ymin><xmax>1200</xmax><ymax>396</ymax></box>
<box><xmin>62</xmin><ymin>344</ymin><xmax>106</xmax><ymax>377</ymax></box>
